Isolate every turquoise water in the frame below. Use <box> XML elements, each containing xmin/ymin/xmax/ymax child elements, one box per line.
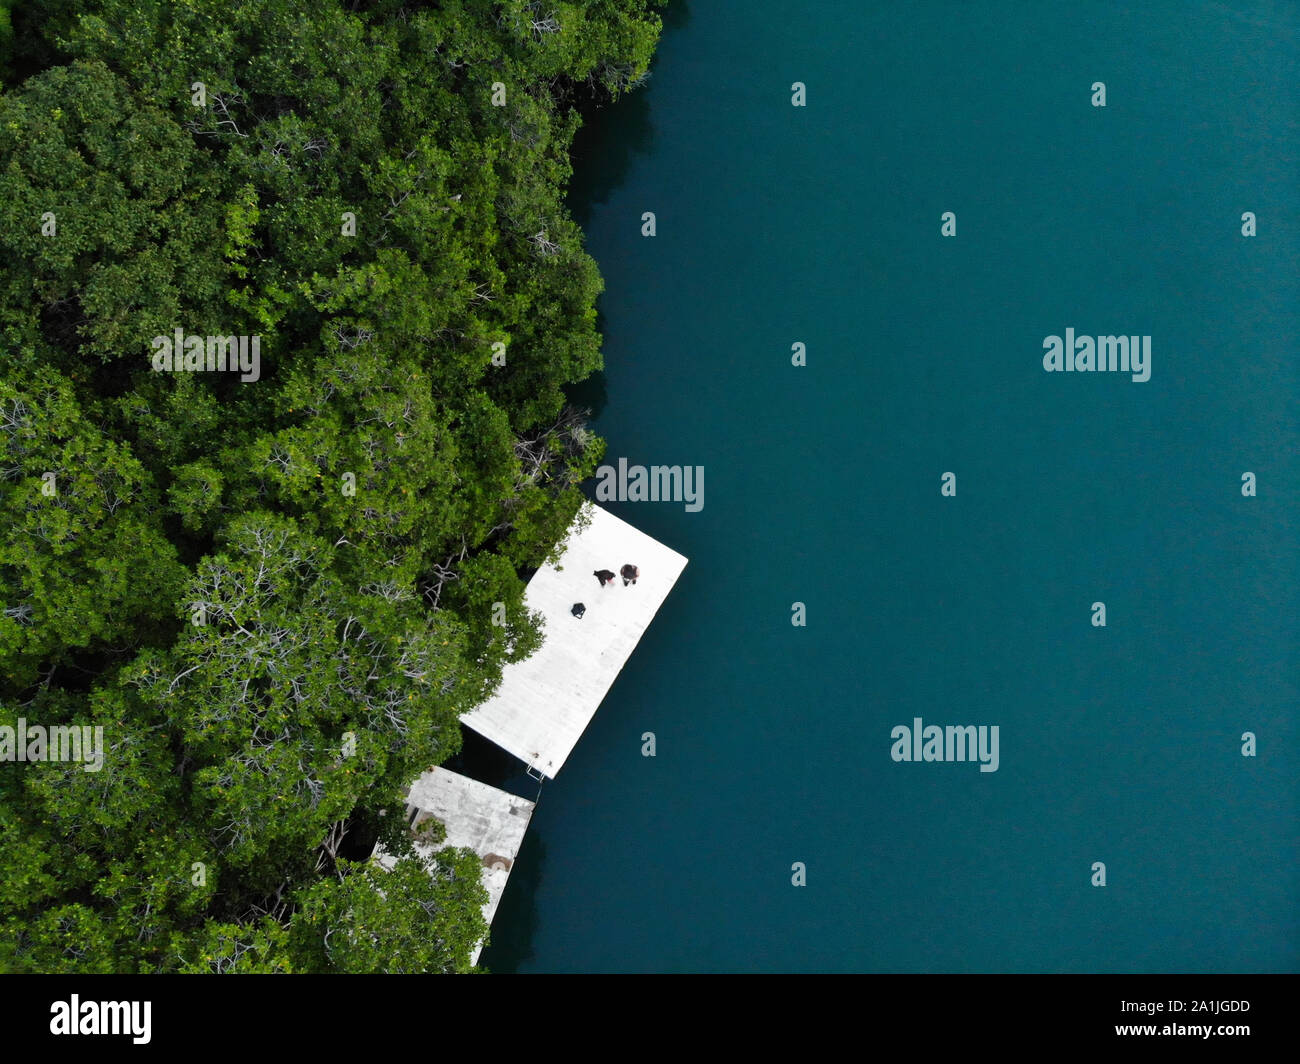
<box><xmin>482</xmin><ymin>1</ymin><xmax>1299</xmax><ymax>972</ymax></box>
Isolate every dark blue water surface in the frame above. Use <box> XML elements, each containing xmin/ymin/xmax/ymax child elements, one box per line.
<box><xmin>482</xmin><ymin>1</ymin><xmax>1299</xmax><ymax>972</ymax></box>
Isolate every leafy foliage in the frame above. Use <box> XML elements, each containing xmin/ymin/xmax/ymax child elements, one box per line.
<box><xmin>0</xmin><ymin>0</ymin><xmax>662</xmax><ymax>973</ymax></box>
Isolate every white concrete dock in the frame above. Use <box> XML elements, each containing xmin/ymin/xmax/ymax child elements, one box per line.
<box><xmin>459</xmin><ymin>502</ymin><xmax>688</xmax><ymax>778</ymax></box>
<box><xmin>374</xmin><ymin>766</ymin><xmax>534</xmax><ymax>965</ymax></box>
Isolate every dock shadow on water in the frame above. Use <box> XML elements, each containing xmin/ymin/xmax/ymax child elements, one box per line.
<box><xmin>446</xmin><ymin>727</ymin><xmax>537</xmax><ymax>802</ymax></box>
<box><xmin>477</xmin><ymin>831</ymin><xmax>545</xmax><ymax>974</ymax></box>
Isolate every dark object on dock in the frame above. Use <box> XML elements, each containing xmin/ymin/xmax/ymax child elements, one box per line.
<box><xmin>571</xmin><ymin>602</ymin><xmax>586</xmax><ymax>618</ymax></box>
<box><xmin>620</xmin><ymin>563</ymin><xmax>639</xmax><ymax>586</ymax></box>
<box><xmin>594</xmin><ymin>569</ymin><xmax>616</xmax><ymax>587</ymax></box>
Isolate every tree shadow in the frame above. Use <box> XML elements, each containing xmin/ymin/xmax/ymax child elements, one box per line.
<box><xmin>564</xmin><ymin>360</ymin><xmax>607</xmax><ymax>422</ymax></box>
<box><xmin>567</xmin><ymin>87</ymin><xmax>654</xmax><ymax>231</ymax></box>
<box><xmin>663</xmin><ymin>0</ymin><xmax>691</xmax><ymax>32</ymax></box>
<box><xmin>566</xmin><ymin>2</ymin><xmax>692</xmax><ymax>229</ymax></box>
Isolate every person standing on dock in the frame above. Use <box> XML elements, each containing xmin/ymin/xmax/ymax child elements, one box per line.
<box><xmin>620</xmin><ymin>564</ymin><xmax>639</xmax><ymax>586</ymax></box>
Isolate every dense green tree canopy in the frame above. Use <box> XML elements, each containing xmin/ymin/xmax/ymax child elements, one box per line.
<box><xmin>0</xmin><ymin>0</ymin><xmax>661</xmax><ymax>973</ymax></box>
